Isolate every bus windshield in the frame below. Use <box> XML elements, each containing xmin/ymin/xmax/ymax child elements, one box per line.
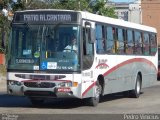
<box><xmin>8</xmin><ymin>23</ymin><xmax>81</xmax><ymax>72</ymax></box>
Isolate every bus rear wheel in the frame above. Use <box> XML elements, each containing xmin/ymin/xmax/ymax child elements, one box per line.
<box><xmin>129</xmin><ymin>74</ymin><xmax>142</xmax><ymax>98</ymax></box>
<box><xmin>88</xmin><ymin>81</ymin><xmax>102</xmax><ymax>106</ymax></box>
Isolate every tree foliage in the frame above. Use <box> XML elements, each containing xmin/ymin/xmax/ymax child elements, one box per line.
<box><xmin>0</xmin><ymin>0</ymin><xmax>11</xmax><ymax>53</ymax></box>
<box><xmin>11</xmin><ymin>0</ymin><xmax>33</xmax><ymax>11</ymax></box>
<box><xmin>10</xmin><ymin>0</ymin><xmax>117</xmax><ymax>18</ymax></box>
<box><xmin>91</xmin><ymin>0</ymin><xmax>117</xmax><ymax>18</ymax></box>
<box><xmin>0</xmin><ymin>14</ymin><xmax>10</xmax><ymax>53</ymax></box>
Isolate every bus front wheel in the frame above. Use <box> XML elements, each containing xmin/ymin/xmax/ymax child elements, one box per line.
<box><xmin>87</xmin><ymin>81</ymin><xmax>102</xmax><ymax>106</ymax></box>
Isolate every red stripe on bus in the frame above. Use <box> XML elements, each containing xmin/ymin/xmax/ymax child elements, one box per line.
<box><xmin>82</xmin><ymin>58</ymin><xmax>157</xmax><ymax>97</ymax></box>
<box><xmin>103</xmin><ymin>58</ymin><xmax>157</xmax><ymax>77</ymax></box>
<box><xmin>82</xmin><ymin>82</ymin><xmax>96</xmax><ymax>97</ymax></box>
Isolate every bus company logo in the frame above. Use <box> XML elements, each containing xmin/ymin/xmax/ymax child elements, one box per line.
<box><xmin>96</xmin><ymin>59</ymin><xmax>109</xmax><ymax>69</ymax></box>
<box><xmin>96</xmin><ymin>63</ymin><xmax>109</xmax><ymax>69</ymax></box>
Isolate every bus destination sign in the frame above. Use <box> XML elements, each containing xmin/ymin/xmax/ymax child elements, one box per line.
<box><xmin>23</xmin><ymin>14</ymin><xmax>71</xmax><ymax>22</ymax></box>
<box><xmin>13</xmin><ymin>11</ymin><xmax>79</xmax><ymax>23</ymax></box>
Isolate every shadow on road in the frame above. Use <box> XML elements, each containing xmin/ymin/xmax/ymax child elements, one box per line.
<box><xmin>0</xmin><ymin>93</ymin><xmax>86</xmax><ymax>109</ymax></box>
<box><xmin>0</xmin><ymin>94</ymin><xmax>30</xmax><ymax>107</ymax></box>
<box><xmin>0</xmin><ymin>91</ymin><xmax>142</xmax><ymax>109</ymax></box>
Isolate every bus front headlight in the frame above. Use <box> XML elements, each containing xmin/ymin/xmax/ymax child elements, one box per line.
<box><xmin>8</xmin><ymin>80</ymin><xmax>22</xmax><ymax>86</ymax></box>
<box><xmin>58</xmin><ymin>82</ymin><xmax>72</xmax><ymax>87</ymax></box>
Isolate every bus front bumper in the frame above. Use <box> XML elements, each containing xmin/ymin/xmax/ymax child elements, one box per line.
<box><xmin>7</xmin><ymin>82</ymin><xmax>78</xmax><ymax>98</ymax></box>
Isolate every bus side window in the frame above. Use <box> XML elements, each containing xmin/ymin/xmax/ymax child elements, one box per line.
<box><xmin>117</xmin><ymin>28</ymin><xmax>125</xmax><ymax>54</ymax></box>
<box><xmin>134</xmin><ymin>31</ymin><xmax>143</xmax><ymax>55</ymax></box>
<box><xmin>96</xmin><ymin>24</ymin><xmax>105</xmax><ymax>54</ymax></box>
<box><xmin>126</xmin><ymin>30</ymin><xmax>134</xmax><ymax>54</ymax></box>
<box><xmin>83</xmin><ymin>28</ymin><xmax>86</xmax><ymax>55</ymax></box>
<box><xmin>150</xmin><ymin>34</ymin><xmax>157</xmax><ymax>55</ymax></box>
<box><xmin>82</xmin><ymin>27</ymin><xmax>94</xmax><ymax>70</ymax></box>
<box><xmin>106</xmin><ymin>26</ymin><xmax>115</xmax><ymax>54</ymax></box>
<box><xmin>143</xmin><ymin>33</ymin><xmax>150</xmax><ymax>55</ymax></box>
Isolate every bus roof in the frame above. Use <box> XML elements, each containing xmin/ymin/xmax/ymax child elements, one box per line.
<box><xmin>80</xmin><ymin>11</ymin><xmax>156</xmax><ymax>33</ymax></box>
<box><xmin>14</xmin><ymin>9</ymin><xmax>156</xmax><ymax>33</ymax></box>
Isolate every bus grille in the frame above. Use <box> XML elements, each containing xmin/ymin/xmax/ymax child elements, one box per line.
<box><xmin>24</xmin><ymin>82</ymin><xmax>56</xmax><ymax>88</ymax></box>
<box><xmin>24</xmin><ymin>91</ymin><xmax>56</xmax><ymax>97</ymax></box>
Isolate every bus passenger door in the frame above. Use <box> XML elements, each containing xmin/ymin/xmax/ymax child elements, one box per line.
<box><xmin>81</xmin><ymin>20</ymin><xmax>95</xmax><ymax>98</ymax></box>
<box><xmin>97</xmin><ymin>26</ymin><xmax>118</xmax><ymax>94</ymax></box>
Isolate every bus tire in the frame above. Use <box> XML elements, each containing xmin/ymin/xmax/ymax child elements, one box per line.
<box><xmin>129</xmin><ymin>74</ymin><xmax>142</xmax><ymax>98</ymax></box>
<box><xmin>88</xmin><ymin>81</ymin><xmax>102</xmax><ymax>106</ymax></box>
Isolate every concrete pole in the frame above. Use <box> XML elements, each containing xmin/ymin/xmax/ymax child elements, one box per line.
<box><xmin>78</xmin><ymin>0</ymin><xmax>80</xmax><ymax>10</ymax></box>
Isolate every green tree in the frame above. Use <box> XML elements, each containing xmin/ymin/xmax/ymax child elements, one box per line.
<box><xmin>0</xmin><ymin>0</ymin><xmax>8</xmax><ymax>8</ymax></box>
<box><xmin>12</xmin><ymin>0</ymin><xmax>33</xmax><ymax>11</ymax></box>
<box><xmin>0</xmin><ymin>14</ymin><xmax>10</xmax><ymax>54</ymax></box>
<box><xmin>90</xmin><ymin>0</ymin><xmax>117</xmax><ymax>18</ymax></box>
<box><xmin>21</xmin><ymin>0</ymin><xmax>92</xmax><ymax>11</ymax></box>
<box><xmin>0</xmin><ymin>0</ymin><xmax>11</xmax><ymax>54</ymax></box>
<box><xmin>50</xmin><ymin>0</ymin><xmax>117</xmax><ymax>18</ymax></box>
<box><xmin>58</xmin><ymin>0</ymin><xmax>91</xmax><ymax>11</ymax></box>
<box><xmin>11</xmin><ymin>0</ymin><xmax>117</xmax><ymax>18</ymax></box>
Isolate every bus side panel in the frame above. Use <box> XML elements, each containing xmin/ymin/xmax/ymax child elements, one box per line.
<box><xmin>102</xmin><ymin>56</ymin><xmax>157</xmax><ymax>95</ymax></box>
<box><xmin>81</xmin><ymin>69</ymin><xmax>95</xmax><ymax>98</ymax></box>
<box><xmin>142</xmin><ymin>56</ymin><xmax>157</xmax><ymax>88</ymax></box>
<box><xmin>93</xmin><ymin>55</ymin><xmax>118</xmax><ymax>95</ymax></box>
<box><xmin>103</xmin><ymin>56</ymin><xmax>137</xmax><ymax>94</ymax></box>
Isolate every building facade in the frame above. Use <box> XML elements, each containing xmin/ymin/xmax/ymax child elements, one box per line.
<box><xmin>128</xmin><ymin>0</ymin><xmax>142</xmax><ymax>24</ymax></box>
<box><xmin>110</xmin><ymin>0</ymin><xmax>160</xmax><ymax>45</ymax></box>
<box><xmin>141</xmin><ymin>0</ymin><xmax>160</xmax><ymax>46</ymax></box>
<box><xmin>110</xmin><ymin>0</ymin><xmax>142</xmax><ymax>24</ymax></box>
<box><xmin>114</xmin><ymin>3</ymin><xmax>129</xmax><ymax>21</ymax></box>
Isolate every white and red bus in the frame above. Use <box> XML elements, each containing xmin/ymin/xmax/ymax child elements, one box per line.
<box><xmin>7</xmin><ymin>9</ymin><xmax>158</xmax><ymax>106</ymax></box>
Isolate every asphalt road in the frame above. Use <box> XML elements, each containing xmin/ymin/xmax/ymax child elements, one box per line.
<box><xmin>0</xmin><ymin>77</ymin><xmax>160</xmax><ymax>120</ymax></box>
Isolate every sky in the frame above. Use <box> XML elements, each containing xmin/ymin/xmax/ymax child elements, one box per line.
<box><xmin>110</xmin><ymin>0</ymin><xmax>136</xmax><ymax>2</ymax></box>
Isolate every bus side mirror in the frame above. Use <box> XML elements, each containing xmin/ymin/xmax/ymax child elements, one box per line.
<box><xmin>85</xmin><ymin>21</ymin><xmax>95</xmax><ymax>44</ymax></box>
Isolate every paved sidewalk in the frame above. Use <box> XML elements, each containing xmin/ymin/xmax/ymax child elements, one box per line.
<box><xmin>0</xmin><ymin>74</ymin><xmax>7</xmax><ymax>93</ymax></box>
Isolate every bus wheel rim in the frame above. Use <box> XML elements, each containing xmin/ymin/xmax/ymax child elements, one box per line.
<box><xmin>95</xmin><ymin>83</ymin><xmax>101</xmax><ymax>98</ymax></box>
<box><xmin>136</xmin><ymin>80</ymin><xmax>141</xmax><ymax>94</ymax></box>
